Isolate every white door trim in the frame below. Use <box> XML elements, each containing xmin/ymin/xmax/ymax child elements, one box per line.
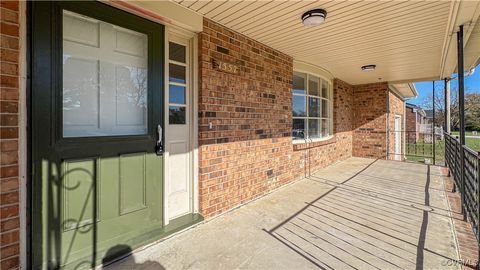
<box><xmin>394</xmin><ymin>114</ymin><xmax>402</xmax><ymax>161</ymax></box>
<box><xmin>19</xmin><ymin>2</ymin><xmax>27</xmax><ymax>268</ymax></box>
<box><xmin>164</xmin><ymin>26</ymin><xmax>198</xmax><ymax>225</ymax></box>
<box><xmin>191</xmin><ymin>33</ymin><xmax>199</xmax><ymax>216</ymax></box>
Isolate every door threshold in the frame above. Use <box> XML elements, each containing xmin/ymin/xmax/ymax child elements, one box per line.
<box><xmin>164</xmin><ymin>213</ymin><xmax>204</xmax><ymax>236</ymax></box>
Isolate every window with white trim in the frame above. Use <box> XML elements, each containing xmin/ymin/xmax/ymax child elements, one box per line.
<box><xmin>292</xmin><ymin>71</ymin><xmax>333</xmax><ymax>140</ymax></box>
<box><xmin>168</xmin><ymin>42</ymin><xmax>187</xmax><ymax>124</ymax></box>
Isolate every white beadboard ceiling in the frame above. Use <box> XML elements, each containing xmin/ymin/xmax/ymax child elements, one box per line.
<box><xmin>170</xmin><ymin>0</ymin><xmax>480</xmax><ymax>85</ymax></box>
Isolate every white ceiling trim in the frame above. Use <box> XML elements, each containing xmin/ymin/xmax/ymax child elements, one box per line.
<box><xmin>389</xmin><ymin>83</ymin><xmax>418</xmax><ymax>100</ymax></box>
<box><xmin>440</xmin><ymin>0</ymin><xmax>480</xmax><ymax>78</ymax></box>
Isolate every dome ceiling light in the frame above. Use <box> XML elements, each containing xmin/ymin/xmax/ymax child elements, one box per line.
<box><xmin>361</xmin><ymin>65</ymin><xmax>376</xmax><ymax>72</ymax></box>
<box><xmin>301</xmin><ymin>9</ymin><xmax>327</xmax><ymax>27</ymax></box>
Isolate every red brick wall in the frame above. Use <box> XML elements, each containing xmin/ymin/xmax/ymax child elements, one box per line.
<box><xmin>1</xmin><ymin>1</ymin><xmax>21</xmax><ymax>269</ymax></box>
<box><xmin>198</xmin><ymin>19</ymin><xmax>292</xmax><ymax>145</ymax></box>
<box><xmin>406</xmin><ymin>107</ymin><xmax>416</xmax><ymax>130</ymax></box>
<box><xmin>387</xmin><ymin>91</ymin><xmax>405</xmax><ymax>160</ymax></box>
<box><xmin>198</xmin><ymin>18</ymin><xmax>354</xmax><ymax>217</ymax></box>
<box><xmin>406</xmin><ymin>106</ymin><xmax>419</xmax><ymax>143</ymax></box>
<box><xmin>352</xmin><ymin>82</ymin><xmax>389</xmax><ymax>158</ymax></box>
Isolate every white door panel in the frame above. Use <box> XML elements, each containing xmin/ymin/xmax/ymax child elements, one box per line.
<box><xmin>165</xmin><ymin>34</ymin><xmax>193</xmax><ymax>221</ymax></box>
<box><xmin>63</xmin><ymin>57</ymin><xmax>99</xmax><ymax>128</ymax></box>
<box><xmin>168</xmin><ymin>143</ymin><xmax>190</xmax><ymax>218</ymax></box>
<box><xmin>63</xmin><ymin>10</ymin><xmax>147</xmax><ymax>137</ymax></box>
<box><xmin>169</xmin><ymin>143</ymin><xmax>189</xmax><ymax>192</ymax></box>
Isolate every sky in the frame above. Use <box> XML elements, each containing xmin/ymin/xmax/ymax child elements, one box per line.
<box><xmin>409</xmin><ymin>63</ymin><xmax>480</xmax><ymax>108</ymax></box>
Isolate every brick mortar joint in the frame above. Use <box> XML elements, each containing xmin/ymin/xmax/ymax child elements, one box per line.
<box><xmin>0</xmin><ymin>33</ymin><xmax>20</xmax><ymax>39</ymax></box>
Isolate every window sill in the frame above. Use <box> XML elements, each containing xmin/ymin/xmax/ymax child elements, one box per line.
<box><xmin>292</xmin><ymin>135</ymin><xmax>336</xmax><ymax>150</ymax></box>
<box><xmin>293</xmin><ymin>135</ymin><xmax>334</xmax><ymax>144</ymax></box>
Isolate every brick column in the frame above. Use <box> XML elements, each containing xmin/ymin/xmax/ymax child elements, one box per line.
<box><xmin>1</xmin><ymin>1</ymin><xmax>21</xmax><ymax>269</ymax></box>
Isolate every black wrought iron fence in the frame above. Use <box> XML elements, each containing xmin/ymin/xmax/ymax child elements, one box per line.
<box><xmin>445</xmin><ymin>134</ymin><xmax>461</xmax><ymax>187</ymax></box>
<box><xmin>445</xmin><ymin>132</ymin><xmax>480</xmax><ymax>242</ymax></box>
<box><xmin>388</xmin><ymin>130</ymin><xmax>444</xmax><ymax>164</ymax></box>
<box><xmin>408</xmin><ymin>131</ymin><xmax>436</xmax><ymax>159</ymax></box>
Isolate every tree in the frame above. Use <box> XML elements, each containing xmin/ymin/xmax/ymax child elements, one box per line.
<box><xmin>421</xmin><ymin>86</ymin><xmax>458</xmax><ymax>129</ymax></box>
<box><xmin>465</xmin><ymin>93</ymin><xmax>480</xmax><ymax>130</ymax></box>
<box><xmin>421</xmin><ymin>86</ymin><xmax>480</xmax><ymax>131</ymax></box>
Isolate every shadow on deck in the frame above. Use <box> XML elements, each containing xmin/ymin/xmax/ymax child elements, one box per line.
<box><xmin>266</xmin><ymin>158</ymin><xmax>459</xmax><ymax>269</ymax></box>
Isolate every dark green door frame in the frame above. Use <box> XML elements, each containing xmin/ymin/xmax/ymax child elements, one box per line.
<box><xmin>29</xmin><ymin>1</ymin><xmax>164</xmax><ymax>268</ymax></box>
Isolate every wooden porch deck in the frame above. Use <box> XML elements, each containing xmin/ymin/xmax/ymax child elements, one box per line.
<box><xmin>106</xmin><ymin>158</ymin><xmax>462</xmax><ymax>270</ymax></box>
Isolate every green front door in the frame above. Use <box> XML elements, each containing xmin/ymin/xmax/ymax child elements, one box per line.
<box><xmin>30</xmin><ymin>2</ymin><xmax>165</xmax><ymax>269</ymax></box>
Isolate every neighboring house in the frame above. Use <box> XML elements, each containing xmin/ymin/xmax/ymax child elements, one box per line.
<box><xmin>1</xmin><ymin>1</ymin><xmax>479</xmax><ymax>269</ymax></box>
<box><xmin>424</xmin><ymin>109</ymin><xmax>434</xmax><ymax>125</ymax></box>
<box><xmin>406</xmin><ymin>103</ymin><xmax>427</xmax><ymax>143</ymax></box>
<box><xmin>423</xmin><ymin>109</ymin><xmax>445</xmax><ymax>141</ymax></box>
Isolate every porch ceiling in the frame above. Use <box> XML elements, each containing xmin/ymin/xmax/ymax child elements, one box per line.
<box><xmin>170</xmin><ymin>0</ymin><xmax>480</xmax><ymax>85</ymax></box>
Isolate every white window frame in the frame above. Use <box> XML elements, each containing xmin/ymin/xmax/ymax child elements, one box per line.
<box><xmin>292</xmin><ymin>70</ymin><xmax>333</xmax><ymax>143</ymax></box>
<box><xmin>167</xmin><ymin>38</ymin><xmax>188</xmax><ymax>124</ymax></box>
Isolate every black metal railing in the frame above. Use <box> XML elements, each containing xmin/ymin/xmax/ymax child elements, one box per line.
<box><xmin>444</xmin><ymin>132</ymin><xmax>480</xmax><ymax>242</ymax></box>
<box><xmin>388</xmin><ymin>130</ymin><xmax>444</xmax><ymax>165</ymax></box>
<box><xmin>445</xmin><ymin>134</ymin><xmax>461</xmax><ymax>187</ymax></box>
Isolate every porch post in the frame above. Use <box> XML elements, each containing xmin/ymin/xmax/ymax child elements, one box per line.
<box><xmin>457</xmin><ymin>24</ymin><xmax>466</xmax><ymax>219</ymax></box>
<box><xmin>432</xmin><ymin>81</ymin><xmax>436</xmax><ymax>165</ymax></box>
<box><xmin>444</xmin><ymin>78</ymin><xmax>451</xmax><ymax>133</ymax></box>
<box><xmin>444</xmin><ymin>78</ymin><xmax>452</xmax><ymax>178</ymax></box>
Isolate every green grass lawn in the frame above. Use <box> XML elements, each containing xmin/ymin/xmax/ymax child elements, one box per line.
<box><xmin>404</xmin><ymin>136</ymin><xmax>479</xmax><ymax>165</ymax></box>
<box><xmin>465</xmin><ymin>137</ymin><xmax>480</xmax><ymax>151</ymax></box>
<box><xmin>451</xmin><ymin>131</ymin><xmax>479</xmax><ymax>137</ymax></box>
<box><xmin>405</xmin><ymin>141</ymin><xmax>445</xmax><ymax>164</ymax></box>
<box><xmin>448</xmin><ymin>134</ymin><xmax>480</xmax><ymax>151</ymax></box>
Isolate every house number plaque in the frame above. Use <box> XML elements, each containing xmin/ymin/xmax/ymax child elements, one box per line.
<box><xmin>212</xmin><ymin>59</ymin><xmax>239</xmax><ymax>74</ymax></box>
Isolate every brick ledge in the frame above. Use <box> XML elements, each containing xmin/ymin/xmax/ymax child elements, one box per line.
<box><xmin>293</xmin><ymin>136</ymin><xmax>337</xmax><ymax>151</ymax></box>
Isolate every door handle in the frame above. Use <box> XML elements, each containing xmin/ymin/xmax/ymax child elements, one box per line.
<box><xmin>156</xmin><ymin>124</ymin><xmax>163</xmax><ymax>155</ymax></box>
